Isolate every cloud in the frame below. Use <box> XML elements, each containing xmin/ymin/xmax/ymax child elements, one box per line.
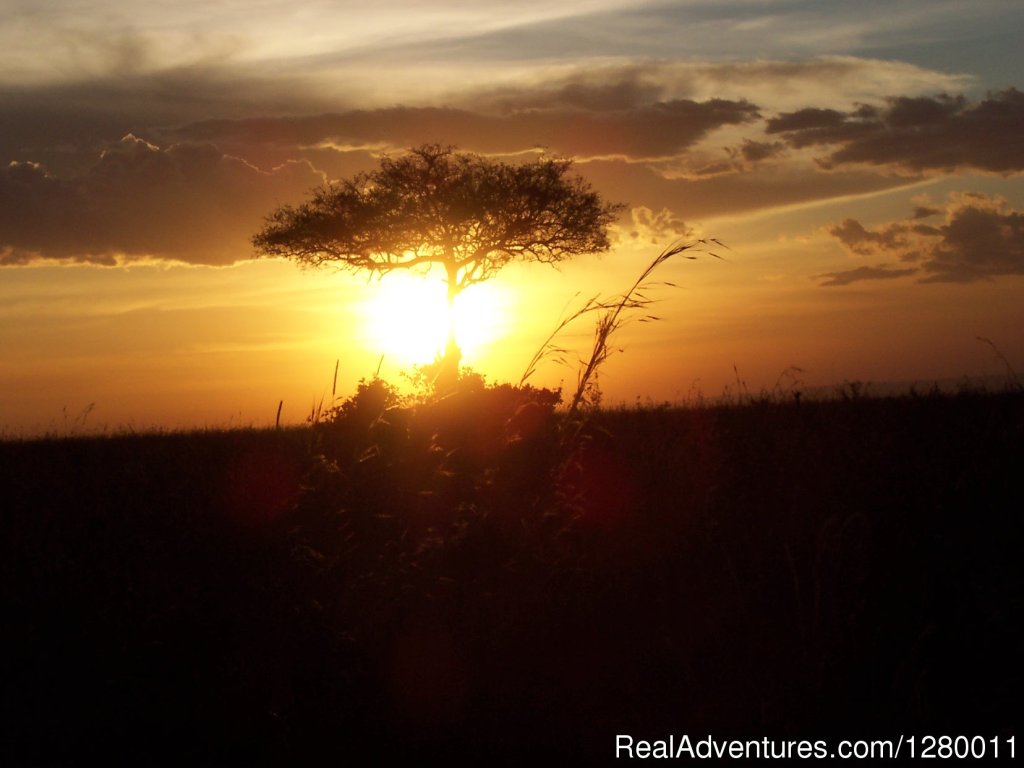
<box><xmin>765</xmin><ymin>107</ymin><xmax>850</xmax><ymax>135</ymax></box>
<box><xmin>911</xmin><ymin>205</ymin><xmax>941</xmax><ymax>219</ymax></box>
<box><xmin>459</xmin><ymin>57</ymin><xmax>969</xmax><ymax>115</ymax></box>
<box><xmin>679</xmin><ymin>139</ymin><xmax>788</xmax><ymax>178</ymax></box>
<box><xmin>828</xmin><ymin>218</ymin><xmax>915</xmax><ymax>256</ymax></box>
<box><xmin>768</xmin><ymin>89</ymin><xmax>1024</xmax><ymax>174</ymax></box>
<box><xmin>0</xmin><ymin>53</ymin><xmax>973</xmax><ymax>176</ymax></box>
<box><xmin>0</xmin><ymin>118</ymin><xmax>912</xmax><ymax>268</ymax></box>
<box><xmin>921</xmin><ymin>195</ymin><xmax>1024</xmax><ymax>282</ymax></box>
<box><xmin>627</xmin><ymin>206</ymin><xmax>691</xmax><ymax>245</ymax></box>
<box><xmin>171</xmin><ymin>99</ymin><xmax>761</xmax><ymax>162</ymax></box>
<box><xmin>823</xmin><ymin>193</ymin><xmax>1024</xmax><ymax>284</ymax></box>
<box><xmin>137</xmin><ymin>56</ymin><xmax>973</xmax><ymax>166</ymax></box>
<box><xmin>0</xmin><ymin>66</ymin><xmax>336</xmax><ymax>176</ymax></box>
<box><xmin>0</xmin><ymin>135</ymin><xmax>324</xmax><ymax>265</ymax></box>
<box><xmin>737</xmin><ymin>139</ymin><xmax>786</xmax><ymax>164</ymax></box>
<box><xmin>0</xmin><ymin>47</ymin><xmax>1008</xmax><ymax>267</ymax></box>
<box><xmin>815</xmin><ymin>264</ymin><xmax>918</xmax><ymax>287</ymax></box>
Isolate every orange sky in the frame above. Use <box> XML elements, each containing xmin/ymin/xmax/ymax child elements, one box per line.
<box><xmin>1</xmin><ymin>1</ymin><xmax>1022</xmax><ymax>435</ymax></box>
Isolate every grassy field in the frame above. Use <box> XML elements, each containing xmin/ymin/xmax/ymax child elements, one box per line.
<box><xmin>3</xmin><ymin>386</ymin><xmax>1021</xmax><ymax>764</ymax></box>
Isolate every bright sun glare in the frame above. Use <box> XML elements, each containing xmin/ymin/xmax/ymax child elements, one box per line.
<box><xmin>358</xmin><ymin>273</ymin><xmax>508</xmax><ymax>366</ymax></box>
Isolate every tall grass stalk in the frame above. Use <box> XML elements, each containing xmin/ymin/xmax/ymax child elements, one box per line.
<box><xmin>977</xmin><ymin>336</ymin><xmax>1022</xmax><ymax>391</ymax></box>
<box><xmin>522</xmin><ymin>239</ymin><xmax>725</xmax><ymax>418</ymax></box>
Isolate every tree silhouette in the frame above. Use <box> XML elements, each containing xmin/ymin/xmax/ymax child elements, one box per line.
<box><xmin>252</xmin><ymin>144</ymin><xmax>623</xmax><ymax>386</ymax></box>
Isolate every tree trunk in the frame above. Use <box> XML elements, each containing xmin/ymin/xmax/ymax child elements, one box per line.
<box><xmin>436</xmin><ymin>262</ymin><xmax>462</xmax><ymax>391</ymax></box>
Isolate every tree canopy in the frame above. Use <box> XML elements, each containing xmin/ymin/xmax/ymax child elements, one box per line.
<box><xmin>252</xmin><ymin>143</ymin><xmax>624</xmax><ymax>380</ymax></box>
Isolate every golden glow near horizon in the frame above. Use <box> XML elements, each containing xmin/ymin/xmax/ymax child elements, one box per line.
<box><xmin>1</xmin><ymin>1</ymin><xmax>1022</xmax><ymax>434</ymax></box>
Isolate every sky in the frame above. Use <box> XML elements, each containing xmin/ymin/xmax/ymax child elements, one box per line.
<box><xmin>2</xmin><ymin>0</ymin><xmax>1022</xmax><ymax>434</ymax></box>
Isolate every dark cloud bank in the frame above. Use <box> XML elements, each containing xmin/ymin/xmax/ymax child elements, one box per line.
<box><xmin>769</xmin><ymin>89</ymin><xmax>1024</xmax><ymax>174</ymax></box>
<box><xmin>0</xmin><ymin>89</ymin><xmax>760</xmax><ymax>265</ymax></box>
<box><xmin>174</xmin><ymin>99</ymin><xmax>761</xmax><ymax>161</ymax></box>
<box><xmin>1</xmin><ymin>69</ymin><xmax>1022</xmax><ymax>268</ymax></box>
<box><xmin>820</xmin><ymin>193</ymin><xmax>1024</xmax><ymax>285</ymax></box>
<box><xmin>0</xmin><ymin>136</ymin><xmax>323</xmax><ymax>265</ymax></box>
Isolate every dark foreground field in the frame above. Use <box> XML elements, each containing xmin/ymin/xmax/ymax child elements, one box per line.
<box><xmin>3</xmin><ymin>388</ymin><xmax>1021</xmax><ymax>765</ymax></box>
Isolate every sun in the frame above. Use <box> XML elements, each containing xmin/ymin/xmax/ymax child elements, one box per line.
<box><xmin>358</xmin><ymin>272</ymin><xmax>508</xmax><ymax>366</ymax></box>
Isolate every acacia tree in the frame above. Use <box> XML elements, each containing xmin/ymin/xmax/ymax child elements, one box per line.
<box><xmin>252</xmin><ymin>144</ymin><xmax>623</xmax><ymax>384</ymax></box>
